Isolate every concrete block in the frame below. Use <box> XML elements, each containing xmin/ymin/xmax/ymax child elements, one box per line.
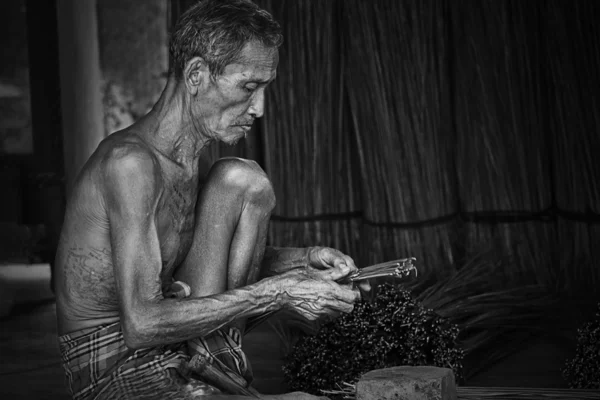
<box><xmin>356</xmin><ymin>366</ymin><xmax>457</xmax><ymax>400</ymax></box>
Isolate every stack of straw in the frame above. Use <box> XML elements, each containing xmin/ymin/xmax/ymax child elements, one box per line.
<box><xmin>342</xmin><ymin>0</ymin><xmax>457</xmax><ymax>275</ymax></box>
<box><xmin>406</xmin><ymin>246</ymin><xmax>568</xmax><ymax>380</ymax></box>
<box><xmin>543</xmin><ymin>0</ymin><xmax>600</xmax><ymax>301</ymax></box>
<box><xmin>239</xmin><ymin>0</ymin><xmax>600</xmax><ymax>385</ymax></box>
<box><xmin>451</xmin><ymin>0</ymin><xmax>555</xmax><ymax>288</ymax></box>
<box><xmin>256</xmin><ymin>0</ymin><xmax>362</xmax><ymax>255</ymax></box>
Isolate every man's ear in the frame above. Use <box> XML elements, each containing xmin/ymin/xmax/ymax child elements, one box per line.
<box><xmin>183</xmin><ymin>57</ymin><xmax>210</xmax><ymax>95</ymax></box>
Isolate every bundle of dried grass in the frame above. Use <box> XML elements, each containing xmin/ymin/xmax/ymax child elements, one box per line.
<box><xmin>451</xmin><ymin>0</ymin><xmax>556</xmax><ymax>288</ymax></box>
<box><xmin>394</xmin><ymin>244</ymin><xmax>571</xmax><ymax>380</ymax></box>
<box><xmin>544</xmin><ymin>0</ymin><xmax>600</xmax><ymax>299</ymax></box>
<box><xmin>343</xmin><ymin>0</ymin><xmax>457</xmax><ymax>274</ymax></box>
<box><xmin>239</xmin><ymin>0</ymin><xmax>599</xmax><ymax>393</ymax></box>
<box><xmin>255</xmin><ymin>0</ymin><xmax>361</xmax><ymax>255</ymax></box>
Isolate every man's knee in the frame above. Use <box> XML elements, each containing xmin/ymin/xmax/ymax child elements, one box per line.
<box><xmin>207</xmin><ymin>157</ymin><xmax>276</xmax><ymax>210</ymax></box>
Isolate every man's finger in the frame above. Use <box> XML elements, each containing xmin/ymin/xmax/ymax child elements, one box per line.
<box><xmin>331</xmin><ymin>283</ymin><xmax>361</xmax><ymax>305</ymax></box>
<box><xmin>353</xmin><ymin>286</ymin><xmax>362</xmax><ymax>302</ymax></box>
<box><xmin>342</xmin><ymin>255</ymin><xmax>358</xmax><ymax>272</ymax></box>
<box><xmin>332</xmin><ymin>257</ymin><xmax>346</xmax><ymax>270</ymax></box>
<box><xmin>357</xmin><ymin>280</ymin><xmax>372</xmax><ymax>292</ymax></box>
<box><xmin>323</xmin><ymin>263</ymin><xmax>351</xmax><ymax>281</ymax></box>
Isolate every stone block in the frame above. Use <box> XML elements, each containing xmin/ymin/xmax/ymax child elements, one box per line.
<box><xmin>356</xmin><ymin>366</ymin><xmax>457</xmax><ymax>400</ymax></box>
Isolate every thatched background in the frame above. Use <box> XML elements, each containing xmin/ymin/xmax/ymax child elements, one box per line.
<box><xmin>247</xmin><ymin>0</ymin><xmax>599</xmax><ymax>298</ymax></box>
<box><xmin>175</xmin><ymin>0</ymin><xmax>599</xmax><ymax>381</ymax></box>
<box><xmin>252</xmin><ymin>0</ymin><xmax>599</xmax><ymax>380</ymax></box>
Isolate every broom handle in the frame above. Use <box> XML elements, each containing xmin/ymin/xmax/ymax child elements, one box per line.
<box><xmin>342</xmin><ymin>257</ymin><xmax>417</xmax><ymax>283</ymax></box>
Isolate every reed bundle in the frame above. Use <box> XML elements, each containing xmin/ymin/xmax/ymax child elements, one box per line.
<box><xmin>398</xmin><ymin>246</ymin><xmax>566</xmax><ymax>380</ymax></box>
<box><xmin>256</xmin><ymin>0</ymin><xmax>361</xmax><ymax>254</ymax></box>
<box><xmin>230</xmin><ymin>0</ymin><xmax>600</xmax><ymax>392</ymax></box>
<box><xmin>451</xmin><ymin>0</ymin><xmax>556</xmax><ymax>288</ymax></box>
<box><xmin>544</xmin><ymin>0</ymin><xmax>600</xmax><ymax>298</ymax></box>
<box><xmin>343</xmin><ymin>0</ymin><xmax>457</xmax><ymax>273</ymax></box>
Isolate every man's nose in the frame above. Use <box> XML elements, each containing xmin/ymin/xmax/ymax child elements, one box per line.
<box><xmin>248</xmin><ymin>89</ymin><xmax>265</xmax><ymax>119</ymax></box>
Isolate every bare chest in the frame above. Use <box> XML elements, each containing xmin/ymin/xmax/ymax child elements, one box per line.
<box><xmin>156</xmin><ymin>179</ymin><xmax>199</xmax><ymax>277</ymax></box>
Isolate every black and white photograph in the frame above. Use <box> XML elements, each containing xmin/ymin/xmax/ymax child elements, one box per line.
<box><xmin>1</xmin><ymin>1</ymin><xmax>599</xmax><ymax>399</ymax></box>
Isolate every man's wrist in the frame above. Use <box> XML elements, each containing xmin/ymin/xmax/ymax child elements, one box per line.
<box><xmin>254</xmin><ymin>274</ymin><xmax>286</xmax><ymax>311</ymax></box>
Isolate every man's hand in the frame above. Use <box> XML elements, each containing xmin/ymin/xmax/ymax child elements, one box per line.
<box><xmin>275</xmin><ymin>266</ymin><xmax>361</xmax><ymax>321</ymax></box>
<box><xmin>306</xmin><ymin>246</ymin><xmax>371</xmax><ymax>293</ymax></box>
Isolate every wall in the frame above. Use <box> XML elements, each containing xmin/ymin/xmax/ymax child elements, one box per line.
<box><xmin>0</xmin><ymin>0</ymin><xmax>32</xmax><ymax>155</ymax></box>
<box><xmin>96</xmin><ymin>0</ymin><xmax>169</xmax><ymax>135</ymax></box>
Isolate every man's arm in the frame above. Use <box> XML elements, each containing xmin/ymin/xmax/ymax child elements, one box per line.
<box><xmin>261</xmin><ymin>246</ymin><xmax>371</xmax><ymax>292</ymax></box>
<box><xmin>261</xmin><ymin>246</ymin><xmax>360</xmax><ymax>277</ymax></box>
<box><xmin>260</xmin><ymin>246</ymin><xmax>310</xmax><ymax>277</ymax></box>
<box><xmin>104</xmin><ymin>147</ymin><xmax>358</xmax><ymax>350</ymax></box>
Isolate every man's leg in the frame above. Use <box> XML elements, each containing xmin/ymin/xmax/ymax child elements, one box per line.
<box><xmin>174</xmin><ymin>158</ymin><xmax>273</xmax><ymax>389</ymax></box>
<box><xmin>174</xmin><ymin>157</ymin><xmax>275</xmax><ymax>323</ymax></box>
<box><xmin>173</xmin><ymin>159</ymin><xmax>330</xmax><ymax>399</ymax></box>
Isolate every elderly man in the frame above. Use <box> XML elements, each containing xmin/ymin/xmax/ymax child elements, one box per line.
<box><xmin>55</xmin><ymin>0</ymin><xmax>365</xmax><ymax>399</ymax></box>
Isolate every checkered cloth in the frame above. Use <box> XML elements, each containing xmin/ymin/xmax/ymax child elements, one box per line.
<box><xmin>58</xmin><ymin>322</ymin><xmax>252</xmax><ymax>400</ymax></box>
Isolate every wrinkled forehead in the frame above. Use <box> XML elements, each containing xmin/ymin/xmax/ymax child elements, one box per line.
<box><xmin>222</xmin><ymin>41</ymin><xmax>279</xmax><ymax>81</ymax></box>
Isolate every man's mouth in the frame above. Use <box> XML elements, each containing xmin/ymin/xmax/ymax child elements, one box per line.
<box><xmin>235</xmin><ymin>120</ymin><xmax>254</xmax><ymax>128</ymax></box>
<box><xmin>237</xmin><ymin>125</ymin><xmax>252</xmax><ymax>134</ymax></box>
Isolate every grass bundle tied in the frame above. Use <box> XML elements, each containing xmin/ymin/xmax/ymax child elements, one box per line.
<box><xmin>402</xmin><ymin>245</ymin><xmax>572</xmax><ymax>380</ymax></box>
<box><xmin>255</xmin><ymin>0</ymin><xmax>361</xmax><ymax>254</ymax></box>
<box><xmin>451</xmin><ymin>0</ymin><xmax>556</xmax><ymax>288</ymax></box>
<box><xmin>343</xmin><ymin>0</ymin><xmax>457</xmax><ymax>275</ymax></box>
<box><xmin>544</xmin><ymin>0</ymin><xmax>600</xmax><ymax>301</ymax></box>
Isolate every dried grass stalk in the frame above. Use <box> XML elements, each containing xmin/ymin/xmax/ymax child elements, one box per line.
<box><xmin>255</xmin><ymin>0</ymin><xmax>360</xmax><ymax>255</ymax></box>
<box><xmin>451</xmin><ymin>0</ymin><xmax>557</xmax><ymax>288</ymax></box>
<box><xmin>544</xmin><ymin>0</ymin><xmax>600</xmax><ymax>297</ymax></box>
<box><xmin>343</xmin><ymin>0</ymin><xmax>457</xmax><ymax>273</ymax></box>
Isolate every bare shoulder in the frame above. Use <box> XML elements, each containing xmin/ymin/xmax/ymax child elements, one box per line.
<box><xmin>100</xmin><ymin>132</ymin><xmax>160</xmax><ymax>177</ymax></box>
<box><xmin>96</xmin><ymin>132</ymin><xmax>164</xmax><ymax>203</ymax></box>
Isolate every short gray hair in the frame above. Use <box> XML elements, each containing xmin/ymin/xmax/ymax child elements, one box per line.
<box><xmin>169</xmin><ymin>0</ymin><xmax>283</xmax><ymax>78</ymax></box>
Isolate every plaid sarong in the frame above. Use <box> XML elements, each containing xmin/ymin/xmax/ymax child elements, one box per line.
<box><xmin>58</xmin><ymin>322</ymin><xmax>252</xmax><ymax>400</ymax></box>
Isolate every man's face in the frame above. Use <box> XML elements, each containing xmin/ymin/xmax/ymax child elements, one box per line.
<box><xmin>196</xmin><ymin>41</ymin><xmax>278</xmax><ymax>145</ymax></box>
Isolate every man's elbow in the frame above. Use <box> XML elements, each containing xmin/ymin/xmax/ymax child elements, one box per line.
<box><xmin>122</xmin><ymin>312</ymin><xmax>155</xmax><ymax>350</ymax></box>
<box><xmin>123</xmin><ymin>330</ymin><xmax>146</xmax><ymax>350</ymax></box>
